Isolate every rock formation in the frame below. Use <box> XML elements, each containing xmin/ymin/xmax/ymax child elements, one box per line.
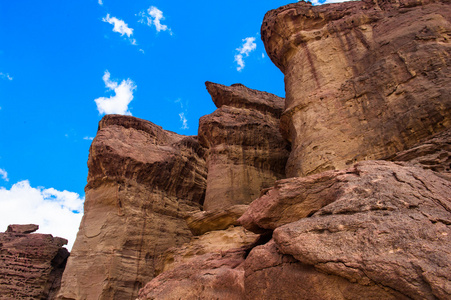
<box><xmin>199</xmin><ymin>82</ymin><xmax>290</xmax><ymax>211</ymax></box>
<box><xmin>243</xmin><ymin>160</ymin><xmax>451</xmax><ymax>299</ymax></box>
<box><xmin>262</xmin><ymin>0</ymin><xmax>451</xmax><ymax>177</ymax></box>
<box><xmin>0</xmin><ymin>224</ymin><xmax>69</xmax><ymax>300</ymax></box>
<box><xmin>57</xmin><ymin>115</ymin><xmax>207</xmax><ymax>299</ymax></box>
<box><xmin>54</xmin><ymin>0</ymin><xmax>451</xmax><ymax>299</ymax></box>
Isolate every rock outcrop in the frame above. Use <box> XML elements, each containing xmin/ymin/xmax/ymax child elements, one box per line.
<box><xmin>243</xmin><ymin>160</ymin><xmax>451</xmax><ymax>299</ymax></box>
<box><xmin>199</xmin><ymin>82</ymin><xmax>289</xmax><ymax>211</ymax></box>
<box><xmin>57</xmin><ymin>115</ymin><xmax>207</xmax><ymax>300</ymax></box>
<box><xmin>0</xmin><ymin>224</ymin><xmax>69</xmax><ymax>300</ymax></box>
<box><xmin>262</xmin><ymin>0</ymin><xmax>451</xmax><ymax>177</ymax></box>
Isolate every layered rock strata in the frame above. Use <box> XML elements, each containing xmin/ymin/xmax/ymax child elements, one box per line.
<box><xmin>0</xmin><ymin>224</ymin><xmax>69</xmax><ymax>300</ymax></box>
<box><xmin>57</xmin><ymin>115</ymin><xmax>207</xmax><ymax>300</ymax></box>
<box><xmin>199</xmin><ymin>82</ymin><xmax>290</xmax><ymax>211</ymax></box>
<box><xmin>262</xmin><ymin>0</ymin><xmax>451</xmax><ymax>177</ymax></box>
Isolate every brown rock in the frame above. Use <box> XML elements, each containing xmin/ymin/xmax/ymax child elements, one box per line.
<box><xmin>391</xmin><ymin>127</ymin><xmax>451</xmax><ymax>180</ymax></box>
<box><xmin>6</xmin><ymin>224</ymin><xmax>39</xmax><ymax>234</ymax></box>
<box><xmin>270</xmin><ymin>161</ymin><xmax>451</xmax><ymax>299</ymax></box>
<box><xmin>157</xmin><ymin>226</ymin><xmax>259</xmax><ymax>275</ymax></box>
<box><xmin>244</xmin><ymin>240</ymin><xmax>405</xmax><ymax>300</ymax></box>
<box><xmin>205</xmin><ymin>81</ymin><xmax>284</xmax><ymax>117</ymax></box>
<box><xmin>186</xmin><ymin>205</ymin><xmax>249</xmax><ymax>235</ymax></box>
<box><xmin>138</xmin><ymin>248</ymin><xmax>246</xmax><ymax>300</ymax></box>
<box><xmin>262</xmin><ymin>0</ymin><xmax>451</xmax><ymax>177</ymax></box>
<box><xmin>199</xmin><ymin>82</ymin><xmax>290</xmax><ymax>211</ymax></box>
<box><xmin>0</xmin><ymin>225</ymin><xmax>69</xmax><ymax>299</ymax></box>
<box><xmin>57</xmin><ymin>115</ymin><xmax>207</xmax><ymax>300</ymax></box>
<box><xmin>239</xmin><ymin>169</ymin><xmax>351</xmax><ymax>233</ymax></box>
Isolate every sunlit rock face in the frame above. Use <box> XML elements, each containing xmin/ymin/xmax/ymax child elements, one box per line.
<box><xmin>262</xmin><ymin>0</ymin><xmax>451</xmax><ymax>177</ymax></box>
<box><xmin>57</xmin><ymin>115</ymin><xmax>207</xmax><ymax>300</ymax></box>
<box><xmin>199</xmin><ymin>82</ymin><xmax>290</xmax><ymax>211</ymax></box>
<box><xmin>0</xmin><ymin>224</ymin><xmax>69</xmax><ymax>300</ymax></box>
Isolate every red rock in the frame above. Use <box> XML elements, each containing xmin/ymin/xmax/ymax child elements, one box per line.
<box><xmin>138</xmin><ymin>248</ymin><xmax>246</xmax><ymax>300</ymax></box>
<box><xmin>0</xmin><ymin>225</ymin><xmax>69</xmax><ymax>299</ymax></box>
<box><xmin>262</xmin><ymin>0</ymin><xmax>451</xmax><ymax>177</ymax></box>
<box><xmin>244</xmin><ymin>240</ymin><xmax>405</xmax><ymax>300</ymax></box>
<box><xmin>199</xmin><ymin>82</ymin><xmax>289</xmax><ymax>211</ymax></box>
<box><xmin>57</xmin><ymin>115</ymin><xmax>207</xmax><ymax>300</ymax></box>
<box><xmin>270</xmin><ymin>161</ymin><xmax>451</xmax><ymax>299</ymax></box>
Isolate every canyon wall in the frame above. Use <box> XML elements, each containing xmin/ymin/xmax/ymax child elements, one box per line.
<box><xmin>262</xmin><ymin>0</ymin><xmax>451</xmax><ymax>177</ymax></box>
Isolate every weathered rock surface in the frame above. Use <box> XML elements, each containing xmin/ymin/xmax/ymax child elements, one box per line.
<box><xmin>266</xmin><ymin>161</ymin><xmax>451</xmax><ymax>299</ymax></box>
<box><xmin>186</xmin><ymin>205</ymin><xmax>248</xmax><ymax>235</ymax></box>
<box><xmin>262</xmin><ymin>0</ymin><xmax>451</xmax><ymax>177</ymax></box>
<box><xmin>157</xmin><ymin>226</ymin><xmax>259</xmax><ymax>275</ymax></box>
<box><xmin>57</xmin><ymin>115</ymin><xmax>207</xmax><ymax>300</ymax></box>
<box><xmin>139</xmin><ymin>248</ymin><xmax>247</xmax><ymax>300</ymax></box>
<box><xmin>244</xmin><ymin>240</ymin><xmax>404</xmax><ymax>300</ymax></box>
<box><xmin>199</xmin><ymin>82</ymin><xmax>290</xmax><ymax>211</ymax></box>
<box><xmin>0</xmin><ymin>224</ymin><xmax>69</xmax><ymax>300</ymax></box>
<box><xmin>391</xmin><ymin>126</ymin><xmax>451</xmax><ymax>180</ymax></box>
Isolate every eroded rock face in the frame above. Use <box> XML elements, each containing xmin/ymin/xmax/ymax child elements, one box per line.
<box><xmin>391</xmin><ymin>126</ymin><xmax>451</xmax><ymax>180</ymax></box>
<box><xmin>138</xmin><ymin>248</ymin><xmax>247</xmax><ymax>300</ymax></box>
<box><xmin>186</xmin><ymin>205</ymin><xmax>249</xmax><ymax>236</ymax></box>
<box><xmin>57</xmin><ymin>115</ymin><xmax>207</xmax><ymax>300</ymax></box>
<box><xmin>243</xmin><ymin>160</ymin><xmax>451</xmax><ymax>299</ymax></box>
<box><xmin>244</xmin><ymin>240</ymin><xmax>405</xmax><ymax>300</ymax></box>
<box><xmin>262</xmin><ymin>0</ymin><xmax>451</xmax><ymax>177</ymax></box>
<box><xmin>199</xmin><ymin>82</ymin><xmax>290</xmax><ymax>211</ymax></box>
<box><xmin>0</xmin><ymin>225</ymin><xmax>69</xmax><ymax>300</ymax></box>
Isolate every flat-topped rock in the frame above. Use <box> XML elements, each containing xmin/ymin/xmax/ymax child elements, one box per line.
<box><xmin>6</xmin><ymin>224</ymin><xmax>39</xmax><ymax>234</ymax></box>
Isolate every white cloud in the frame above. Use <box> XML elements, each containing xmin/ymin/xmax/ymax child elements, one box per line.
<box><xmin>0</xmin><ymin>72</ymin><xmax>13</xmax><ymax>81</ymax></box>
<box><xmin>138</xmin><ymin>6</ymin><xmax>172</xmax><ymax>34</ymax></box>
<box><xmin>0</xmin><ymin>180</ymin><xmax>84</xmax><ymax>250</ymax></box>
<box><xmin>234</xmin><ymin>37</ymin><xmax>257</xmax><ymax>71</ymax></box>
<box><xmin>102</xmin><ymin>14</ymin><xmax>137</xmax><ymax>45</ymax></box>
<box><xmin>95</xmin><ymin>71</ymin><xmax>136</xmax><ymax>116</ymax></box>
<box><xmin>0</xmin><ymin>168</ymin><xmax>8</xmax><ymax>182</ymax></box>
<box><xmin>83</xmin><ymin>136</ymin><xmax>94</xmax><ymax>141</ymax></box>
<box><xmin>98</xmin><ymin>0</ymin><xmax>103</xmax><ymax>5</ymax></box>
<box><xmin>179</xmin><ymin>112</ymin><xmax>188</xmax><ymax>130</ymax></box>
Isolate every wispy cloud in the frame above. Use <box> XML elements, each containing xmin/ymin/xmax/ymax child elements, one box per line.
<box><xmin>102</xmin><ymin>14</ymin><xmax>137</xmax><ymax>45</ymax></box>
<box><xmin>98</xmin><ymin>0</ymin><xmax>103</xmax><ymax>5</ymax></box>
<box><xmin>179</xmin><ymin>112</ymin><xmax>188</xmax><ymax>130</ymax></box>
<box><xmin>94</xmin><ymin>71</ymin><xmax>136</xmax><ymax>116</ymax></box>
<box><xmin>175</xmin><ymin>99</ymin><xmax>188</xmax><ymax>130</ymax></box>
<box><xmin>0</xmin><ymin>72</ymin><xmax>13</xmax><ymax>81</ymax></box>
<box><xmin>0</xmin><ymin>180</ymin><xmax>84</xmax><ymax>250</ymax></box>
<box><xmin>0</xmin><ymin>168</ymin><xmax>8</xmax><ymax>182</ymax></box>
<box><xmin>83</xmin><ymin>136</ymin><xmax>94</xmax><ymax>141</ymax></box>
<box><xmin>138</xmin><ymin>6</ymin><xmax>172</xmax><ymax>35</ymax></box>
<box><xmin>234</xmin><ymin>37</ymin><xmax>257</xmax><ymax>72</ymax></box>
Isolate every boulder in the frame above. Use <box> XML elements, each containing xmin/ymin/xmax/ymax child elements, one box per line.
<box><xmin>186</xmin><ymin>205</ymin><xmax>249</xmax><ymax>236</ymax></box>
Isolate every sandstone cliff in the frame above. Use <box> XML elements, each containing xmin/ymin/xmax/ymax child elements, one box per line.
<box><xmin>262</xmin><ymin>0</ymin><xmax>451</xmax><ymax>177</ymax></box>
<box><xmin>0</xmin><ymin>224</ymin><xmax>69</xmax><ymax>300</ymax></box>
<box><xmin>199</xmin><ymin>82</ymin><xmax>289</xmax><ymax>211</ymax></box>
<box><xmin>57</xmin><ymin>115</ymin><xmax>207</xmax><ymax>299</ymax></box>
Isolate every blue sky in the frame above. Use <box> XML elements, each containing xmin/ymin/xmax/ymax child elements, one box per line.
<box><xmin>0</xmin><ymin>0</ymin><xmax>346</xmax><ymax>249</ymax></box>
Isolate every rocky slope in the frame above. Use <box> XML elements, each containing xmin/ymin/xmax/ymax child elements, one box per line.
<box><xmin>262</xmin><ymin>0</ymin><xmax>451</xmax><ymax>177</ymax></box>
<box><xmin>0</xmin><ymin>224</ymin><xmax>69</xmax><ymax>300</ymax></box>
